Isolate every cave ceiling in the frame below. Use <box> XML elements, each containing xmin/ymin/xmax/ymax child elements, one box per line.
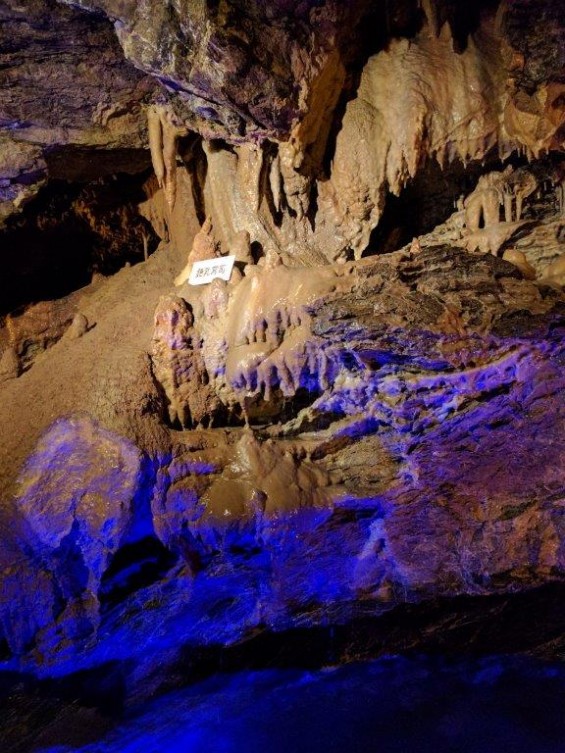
<box><xmin>2</xmin><ymin>0</ymin><xmax>565</xmax><ymax>258</ymax></box>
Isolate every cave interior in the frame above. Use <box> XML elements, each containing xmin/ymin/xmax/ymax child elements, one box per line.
<box><xmin>1</xmin><ymin>0</ymin><xmax>565</xmax><ymax>750</ymax></box>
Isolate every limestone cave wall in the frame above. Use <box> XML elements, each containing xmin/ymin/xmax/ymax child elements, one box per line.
<box><xmin>0</xmin><ymin>0</ymin><xmax>564</xmax><ymax>717</ymax></box>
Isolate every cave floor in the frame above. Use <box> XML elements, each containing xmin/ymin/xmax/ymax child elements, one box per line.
<box><xmin>4</xmin><ymin>652</ymin><xmax>565</xmax><ymax>753</ymax></box>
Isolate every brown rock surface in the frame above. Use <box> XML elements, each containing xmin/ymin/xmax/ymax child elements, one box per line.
<box><xmin>0</xmin><ymin>0</ymin><xmax>155</xmax><ymax>225</ymax></box>
<box><xmin>59</xmin><ymin>0</ymin><xmax>368</xmax><ymax>142</ymax></box>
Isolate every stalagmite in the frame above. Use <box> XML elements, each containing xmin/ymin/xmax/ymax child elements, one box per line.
<box><xmin>540</xmin><ymin>254</ymin><xmax>565</xmax><ymax>286</ymax></box>
<box><xmin>202</xmin><ymin>278</ymin><xmax>229</xmax><ymax>320</ymax></box>
<box><xmin>174</xmin><ymin>217</ymin><xmax>220</xmax><ymax>286</ymax></box>
<box><xmin>502</xmin><ymin>169</ymin><xmax>538</xmax><ymax>222</ymax></box>
<box><xmin>463</xmin><ymin>171</ymin><xmax>508</xmax><ymax>232</ymax></box>
<box><xmin>65</xmin><ymin>312</ymin><xmax>89</xmax><ymax>340</ymax></box>
<box><xmin>0</xmin><ymin>346</ymin><xmax>20</xmax><ymax>382</ymax></box>
<box><xmin>231</xmin><ymin>230</ymin><xmax>254</xmax><ymax>265</ymax></box>
<box><xmin>278</xmin><ymin>140</ymin><xmax>310</xmax><ymax>221</ymax></box>
<box><xmin>556</xmin><ymin>180</ymin><xmax>565</xmax><ymax>217</ymax></box>
<box><xmin>542</xmin><ymin>163</ymin><xmax>565</xmax><ymax>217</ymax></box>
<box><xmin>502</xmin><ymin>249</ymin><xmax>536</xmax><ymax>280</ymax></box>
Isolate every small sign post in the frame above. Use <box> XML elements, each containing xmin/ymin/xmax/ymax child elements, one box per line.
<box><xmin>188</xmin><ymin>255</ymin><xmax>236</xmax><ymax>286</ymax></box>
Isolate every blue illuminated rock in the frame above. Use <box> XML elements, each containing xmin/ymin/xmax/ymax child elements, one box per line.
<box><xmin>0</xmin><ymin>240</ymin><xmax>562</xmax><ymax>698</ymax></box>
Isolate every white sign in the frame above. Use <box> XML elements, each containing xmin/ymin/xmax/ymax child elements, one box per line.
<box><xmin>188</xmin><ymin>255</ymin><xmax>235</xmax><ymax>286</ymax></box>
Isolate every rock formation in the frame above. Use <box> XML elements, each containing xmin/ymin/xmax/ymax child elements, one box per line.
<box><xmin>0</xmin><ymin>0</ymin><xmax>564</xmax><ymax>725</ymax></box>
<box><xmin>0</xmin><ymin>0</ymin><xmax>156</xmax><ymax>227</ymax></box>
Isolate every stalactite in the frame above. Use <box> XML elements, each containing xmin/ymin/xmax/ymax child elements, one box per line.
<box><xmin>147</xmin><ymin>105</ymin><xmax>186</xmax><ymax>211</ymax></box>
<box><xmin>148</xmin><ymin>106</ymin><xmax>165</xmax><ymax>189</ymax></box>
<box><xmin>278</xmin><ymin>140</ymin><xmax>310</xmax><ymax>221</ymax></box>
<box><xmin>269</xmin><ymin>153</ymin><xmax>282</xmax><ymax>214</ymax></box>
<box><xmin>162</xmin><ymin>118</ymin><xmax>180</xmax><ymax>210</ymax></box>
<box><xmin>420</xmin><ymin>0</ymin><xmax>439</xmax><ymax>37</ymax></box>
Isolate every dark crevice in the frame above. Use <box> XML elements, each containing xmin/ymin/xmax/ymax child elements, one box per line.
<box><xmin>0</xmin><ymin>581</ymin><xmax>563</xmax><ymax>753</ymax></box>
<box><xmin>0</xmin><ymin>171</ymin><xmax>159</xmax><ymax>316</ymax></box>
<box><xmin>426</xmin><ymin>0</ymin><xmax>501</xmax><ymax>52</ymax></box>
<box><xmin>99</xmin><ymin>536</ymin><xmax>177</xmax><ymax>610</ymax></box>
<box><xmin>279</xmin><ymin>409</ymin><xmax>345</xmax><ymax>437</ymax></box>
<box><xmin>175</xmin><ymin>385</ymin><xmax>326</xmax><ymax>431</ymax></box>
<box><xmin>306</xmin><ymin>180</ymin><xmax>318</xmax><ymax>231</ymax></box>
<box><xmin>179</xmin><ymin>133</ymin><xmax>208</xmax><ymax>224</ymax></box>
<box><xmin>321</xmin><ymin>84</ymin><xmax>353</xmax><ymax>180</ymax></box>
<box><xmin>207</xmin><ymin>138</ymin><xmax>237</xmax><ymax>155</ymax></box>
<box><xmin>260</xmin><ymin>141</ymin><xmax>284</xmax><ymax>228</ymax></box>
<box><xmin>171</xmin><ymin>582</ymin><xmax>565</xmax><ymax>686</ymax></box>
<box><xmin>242</xmin><ymin>386</ymin><xmax>323</xmax><ymax>427</ymax></box>
<box><xmin>0</xmin><ymin>637</ymin><xmax>13</xmax><ymax>662</ymax></box>
<box><xmin>44</xmin><ymin>147</ymin><xmax>151</xmax><ymax>183</ymax></box>
<box><xmin>2</xmin><ymin>581</ymin><xmax>565</xmax><ymax>727</ymax></box>
<box><xmin>250</xmin><ymin>240</ymin><xmax>263</xmax><ymax>263</ymax></box>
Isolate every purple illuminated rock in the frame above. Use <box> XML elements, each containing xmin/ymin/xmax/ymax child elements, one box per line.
<box><xmin>15</xmin><ymin>415</ymin><xmax>146</xmax><ymax>569</ymax></box>
<box><xmin>0</xmin><ymin>241</ymin><xmax>561</xmax><ymax>694</ymax></box>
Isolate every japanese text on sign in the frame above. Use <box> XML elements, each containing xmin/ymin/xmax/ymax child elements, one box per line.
<box><xmin>188</xmin><ymin>255</ymin><xmax>235</xmax><ymax>286</ymax></box>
